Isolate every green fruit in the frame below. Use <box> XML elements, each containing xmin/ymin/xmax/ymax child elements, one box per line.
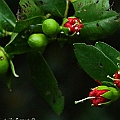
<box><xmin>0</xmin><ymin>47</ymin><xmax>9</xmax><ymax>75</ymax></box>
<box><xmin>42</xmin><ymin>19</ymin><xmax>60</xmax><ymax>37</ymax></box>
<box><xmin>28</xmin><ymin>33</ymin><xmax>48</xmax><ymax>48</ymax></box>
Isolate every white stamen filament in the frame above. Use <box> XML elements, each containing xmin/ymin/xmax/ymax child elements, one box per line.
<box><xmin>75</xmin><ymin>20</ymin><xmax>78</xmax><ymax>22</ymax></box>
<box><xmin>75</xmin><ymin>96</ymin><xmax>95</xmax><ymax>104</ymax></box>
<box><xmin>107</xmin><ymin>75</ymin><xmax>120</xmax><ymax>81</ymax></box>
<box><xmin>77</xmin><ymin>32</ymin><xmax>80</xmax><ymax>35</ymax></box>
<box><xmin>60</xmin><ymin>31</ymin><xmax>64</xmax><ymax>34</ymax></box>
<box><xmin>75</xmin><ymin>27</ymin><xmax>78</xmax><ymax>30</ymax></box>
<box><xmin>107</xmin><ymin>75</ymin><xmax>114</xmax><ymax>80</ymax></box>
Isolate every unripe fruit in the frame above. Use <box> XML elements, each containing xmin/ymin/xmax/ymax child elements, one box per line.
<box><xmin>0</xmin><ymin>47</ymin><xmax>9</xmax><ymax>75</ymax></box>
<box><xmin>42</xmin><ymin>19</ymin><xmax>60</xmax><ymax>37</ymax></box>
<box><xmin>28</xmin><ymin>33</ymin><xmax>48</xmax><ymax>48</ymax></box>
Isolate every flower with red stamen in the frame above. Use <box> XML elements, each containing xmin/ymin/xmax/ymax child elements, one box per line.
<box><xmin>63</xmin><ymin>17</ymin><xmax>84</xmax><ymax>35</ymax></box>
<box><xmin>89</xmin><ymin>87</ymin><xmax>109</xmax><ymax>106</ymax></box>
<box><xmin>113</xmin><ymin>70</ymin><xmax>120</xmax><ymax>88</ymax></box>
<box><xmin>107</xmin><ymin>71</ymin><xmax>120</xmax><ymax>88</ymax></box>
<box><xmin>113</xmin><ymin>70</ymin><xmax>120</xmax><ymax>79</ymax></box>
<box><xmin>114</xmin><ymin>80</ymin><xmax>120</xmax><ymax>88</ymax></box>
<box><xmin>75</xmin><ymin>85</ymin><xmax>120</xmax><ymax>107</ymax></box>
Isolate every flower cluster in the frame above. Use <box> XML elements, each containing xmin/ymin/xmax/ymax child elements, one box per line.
<box><xmin>63</xmin><ymin>17</ymin><xmax>84</xmax><ymax>35</ymax></box>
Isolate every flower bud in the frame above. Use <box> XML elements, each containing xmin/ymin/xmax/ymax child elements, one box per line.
<box><xmin>62</xmin><ymin>17</ymin><xmax>84</xmax><ymax>35</ymax></box>
<box><xmin>75</xmin><ymin>85</ymin><xmax>120</xmax><ymax>107</ymax></box>
<box><xmin>89</xmin><ymin>86</ymin><xmax>119</xmax><ymax>106</ymax></box>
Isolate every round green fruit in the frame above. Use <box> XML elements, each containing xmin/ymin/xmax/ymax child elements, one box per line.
<box><xmin>0</xmin><ymin>48</ymin><xmax>9</xmax><ymax>75</ymax></box>
<box><xmin>42</xmin><ymin>19</ymin><xmax>60</xmax><ymax>37</ymax></box>
<box><xmin>28</xmin><ymin>33</ymin><xmax>48</xmax><ymax>48</ymax></box>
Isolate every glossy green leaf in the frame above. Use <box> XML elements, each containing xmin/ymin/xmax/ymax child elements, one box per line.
<box><xmin>0</xmin><ymin>0</ymin><xmax>16</xmax><ymax>31</ymax></box>
<box><xmin>72</xmin><ymin>0</ymin><xmax>120</xmax><ymax>40</ymax></box>
<box><xmin>40</xmin><ymin>0</ymin><xmax>66</xmax><ymax>17</ymax></box>
<box><xmin>95</xmin><ymin>42</ymin><xmax>120</xmax><ymax>67</ymax></box>
<box><xmin>27</xmin><ymin>52</ymin><xmax>64</xmax><ymax>115</ymax></box>
<box><xmin>74</xmin><ymin>43</ymin><xmax>118</xmax><ymax>83</ymax></box>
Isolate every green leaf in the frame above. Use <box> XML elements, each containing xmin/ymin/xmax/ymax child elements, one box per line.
<box><xmin>5</xmin><ymin>15</ymin><xmax>45</xmax><ymax>55</ymax></box>
<box><xmin>74</xmin><ymin>43</ymin><xmax>118</xmax><ymax>83</ymax></box>
<box><xmin>27</xmin><ymin>52</ymin><xmax>64</xmax><ymax>115</ymax></box>
<box><xmin>71</xmin><ymin>0</ymin><xmax>110</xmax><ymax>11</ymax></box>
<box><xmin>72</xmin><ymin>0</ymin><xmax>120</xmax><ymax>40</ymax></box>
<box><xmin>0</xmin><ymin>0</ymin><xmax>16</xmax><ymax>31</ymax></box>
<box><xmin>40</xmin><ymin>0</ymin><xmax>66</xmax><ymax>17</ymax></box>
<box><xmin>95</xmin><ymin>42</ymin><xmax>120</xmax><ymax>67</ymax></box>
<box><xmin>5</xmin><ymin>31</ymin><xmax>31</xmax><ymax>55</ymax></box>
<box><xmin>19</xmin><ymin>0</ymin><xmax>44</xmax><ymax>20</ymax></box>
<box><xmin>14</xmin><ymin>16</ymin><xmax>43</xmax><ymax>33</ymax></box>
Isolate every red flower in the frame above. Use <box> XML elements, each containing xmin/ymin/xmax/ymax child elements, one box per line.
<box><xmin>114</xmin><ymin>80</ymin><xmax>120</xmax><ymax>88</ymax></box>
<box><xmin>64</xmin><ymin>17</ymin><xmax>84</xmax><ymax>34</ymax></box>
<box><xmin>113</xmin><ymin>70</ymin><xmax>120</xmax><ymax>79</ymax></box>
<box><xmin>89</xmin><ymin>88</ymin><xmax>109</xmax><ymax>106</ymax></box>
<box><xmin>113</xmin><ymin>70</ymin><xmax>120</xmax><ymax>88</ymax></box>
<box><xmin>75</xmin><ymin>85</ymin><xmax>119</xmax><ymax>107</ymax></box>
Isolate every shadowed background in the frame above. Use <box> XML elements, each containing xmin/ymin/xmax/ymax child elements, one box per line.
<box><xmin>0</xmin><ymin>0</ymin><xmax>120</xmax><ymax>119</ymax></box>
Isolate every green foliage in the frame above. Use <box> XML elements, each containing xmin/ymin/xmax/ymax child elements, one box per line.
<box><xmin>27</xmin><ymin>52</ymin><xmax>64</xmax><ymax>115</ymax></box>
<box><xmin>74</xmin><ymin>42</ymin><xmax>120</xmax><ymax>83</ymax></box>
<box><xmin>19</xmin><ymin>0</ymin><xmax>44</xmax><ymax>19</ymax></box>
<box><xmin>72</xmin><ymin>0</ymin><xmax>120</xmax><ymax>40</ymax></box>
<box><xmin>0</xmin><ymin>0</ymin><xmax>120</xmax><ymax>116</ymax></box>
<box><xmin>0</xmin><ymin>0</ymin><xmax>16</xmax><ymax>33</ymax></box>
<box><xmin>40</xmin><ymin>0</ymin><xmax>66</xmax><ymax>17</ymax></box>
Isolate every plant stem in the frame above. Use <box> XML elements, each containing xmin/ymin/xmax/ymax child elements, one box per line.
<box><xmin>64</xmin><ymin>0</ymin><xmax>69</xmax><ymax>18</ymax></box>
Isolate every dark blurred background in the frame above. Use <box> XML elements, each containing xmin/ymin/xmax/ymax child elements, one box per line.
<box><xmin>0</xmin><ymin>0</ymin><xmax>120</xmax><ymax>119</ymax></box>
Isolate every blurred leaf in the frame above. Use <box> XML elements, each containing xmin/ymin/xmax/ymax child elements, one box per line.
<box><xmin>19</xmin><ymin>0</ymin><xmax>44</xmax><ymax>20</ymax></box>
<box><xmin>0</xmin><ymin>0</ymin><xmax>16</xmax><ymax>31</ymax></box>
<box><xmin>27</xmin><ymin>52</ymin><xmax>64</xmax><ymax>115</ymax></box>
<box><xmin>40</xmin><ymin>0</ymin><xmax>66</xmax><ymax>17</ymax></box>
<box><xmin>74</xmin><ymin>43</ymin><xmax>118</xmax><ymax>83</ymax></box>
<box><xmin>72</xmin><ymin>0</ymin><xmax>120</xmax><ymax>40</ymax></box>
